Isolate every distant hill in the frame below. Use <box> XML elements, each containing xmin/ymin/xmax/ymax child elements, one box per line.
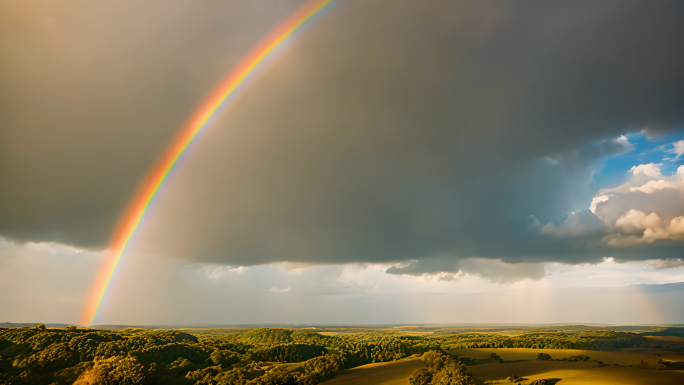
<box><xmin>640</xmin><ymin>327</ymin><xmax>684</xmax><ymax>338</ymax></box>
<box><xmin>0</xmin><ymin>322</ymin><xmax>72</xmax><ymax>328</ymax></box>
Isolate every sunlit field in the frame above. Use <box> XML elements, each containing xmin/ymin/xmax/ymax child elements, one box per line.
<box><xmin>321</xmin><ymin>358</ymin><xmax>424</xmax><ymax>385</ymax></box>
<box><xmin>320</xmin><ymin>342</ymin><xmax>684</xmax><ymax>385</ymax></box>
<box><xmin>458</xmin><ymin>347</ymin><xmax>684</xmax><ymax>385</ymax></box>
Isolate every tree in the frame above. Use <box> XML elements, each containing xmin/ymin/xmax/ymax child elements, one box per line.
<box><xmin>422</xmin><ymin>350</ymin><xmax>449</xmax><ymax>370</ymax></box>
<box><xmin>430</xmin><ymin>362</ymin><xmax>475</xmax><ymax>385</ymax></box>
<box><xmin>410</xmin><ymin>368</ymin><xmax>433</xmax><ymax>385</ymax></box>
<box><xmin>637</xmin><ymin>358</ymin><xmax>666</xmax><ymax>370</ymax></box>
<box><xmin>411</xmin><ymin>351</ymin><xmax>474</xmax><ymax>385</ymax></box>
<box><xmin>74</xmin><ymin>356</ymin><xmax>145</xmax><ymax>385</ymax></box>
<box><xmin>208</xmin><ymin>349</ymin><xmax>239</xmax><ymax>366</ymax></box>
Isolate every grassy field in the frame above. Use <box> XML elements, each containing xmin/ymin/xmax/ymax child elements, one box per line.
<box><xmin>475</xmin><ymin>364</ymin><xmax>684</xmax><ymax>385</ymax></box>
<box><xmin>322</xmin><ymin>347</ymin><xmax>684</xmax><ymax>385</ymax></box>
<box><xmin>321</xmin><ymin>358</ymin><xmax>424</xmax><ymax>385</ymax></box>
<box><xmin>455</xmin><ymin>347</ymin><xmax>684</xmax><ymax>384</ymax></box>
<box><xmin>450</xmin><ymin>347</ymin><xmax>684</xmax><ymax>365</ymax></box>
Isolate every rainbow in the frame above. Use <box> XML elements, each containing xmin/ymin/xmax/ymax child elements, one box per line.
<box><xmin>80</xmin><ymin>0</ymin><xmax>334</xmax><ymax>326</ymax></box>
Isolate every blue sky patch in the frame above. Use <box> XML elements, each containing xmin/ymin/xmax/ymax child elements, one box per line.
<box><xmin>593</xmin><ymin>130</ymin><xmax>684</xmax><ymax>191</ymax></box>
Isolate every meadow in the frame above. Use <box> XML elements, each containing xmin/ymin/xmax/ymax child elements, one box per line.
<box><xmin>321</xmin><ymin>344</ymin><xmax>684</xmax><ymax>385</ymax></box>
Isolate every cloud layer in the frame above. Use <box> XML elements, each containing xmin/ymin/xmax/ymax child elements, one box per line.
<box><xmin>2</xmin><ymin>237</ymin><xmax>684</xmax><ymax>325</ymax></box>
<box><xmin>2</xmin><ymin>1</ymin><xmax>684</xmax><ymax>274</ymax></box>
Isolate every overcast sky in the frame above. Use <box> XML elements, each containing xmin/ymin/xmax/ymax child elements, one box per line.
<box><xmin>1</xmin><ymin>0</ymin><xmax>683</xmax><ymax>325</ymax></box>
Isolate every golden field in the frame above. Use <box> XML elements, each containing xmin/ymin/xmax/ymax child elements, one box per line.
<box><xmin>322</xmin><ymin>345</ymin><xmax>684</xmax><ymax>385</ymax></box>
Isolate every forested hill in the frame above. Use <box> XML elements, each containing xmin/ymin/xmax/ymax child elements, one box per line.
<box><xmin>0</xmin><ymin>325</ymin><xmax>667</xmax><ymax>384</ymax></box>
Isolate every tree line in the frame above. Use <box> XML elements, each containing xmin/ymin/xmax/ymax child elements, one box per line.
<box><xmin>0</xmin><ymin>325</ymin><xmax>656</xmax><ymax>384</ymax></box>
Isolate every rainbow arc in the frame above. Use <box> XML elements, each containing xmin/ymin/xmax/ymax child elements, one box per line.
<box><xmin>80</xmin><ymin>0</ymin><xmax>334</xmax><ymax>326</ymax></box>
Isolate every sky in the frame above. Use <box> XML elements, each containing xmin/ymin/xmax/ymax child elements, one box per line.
<box><xmin>1</xmin><ymin>0</ymin><xmax>684</xmax><ymax>326</ymax></box>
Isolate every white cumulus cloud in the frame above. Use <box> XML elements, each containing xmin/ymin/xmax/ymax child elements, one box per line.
<box><xmin>670</xmin><ymin>140</ymin><xmax>684</xmax><ymax>159</ymax></box>
<box><xmin>540</xmin><ymin>164</ymin><xmax>684</xmax><ymax>248</ymax></box>
<box><xmin>629</xmin><ymin>163</ymin><xmax>662</xmax><ymax>177</ymax></box>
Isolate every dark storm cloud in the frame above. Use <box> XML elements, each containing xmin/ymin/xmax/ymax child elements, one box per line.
<box><xmin>0</xmin><ymin>0</ymin><xmax>307</xmax><ymax>248</ymax></box>
<box><xmin>2</xmin><ymin>1</ymin><xmax>684</xmax><ymax>269</ymax></box>
<box><xmin>385</xmin><ymin>257</ymin><xmax>547</xmax><ymax>283</ymax></box>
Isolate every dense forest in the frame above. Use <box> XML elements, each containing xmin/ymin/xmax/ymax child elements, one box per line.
<box><xmin>0</xmin><ymin>325</ymin><xmax>670</xmax><ymax>384</ymax></box>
